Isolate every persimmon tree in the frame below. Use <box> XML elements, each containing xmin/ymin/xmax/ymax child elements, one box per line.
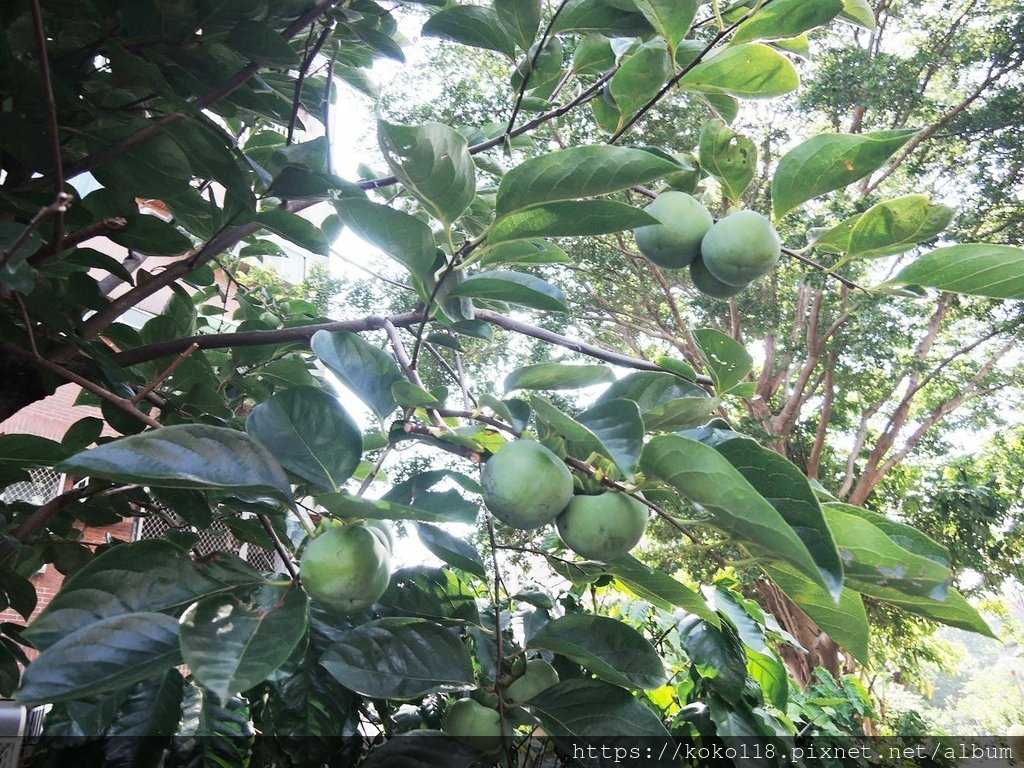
<box><xmin>1</xmin><ymin>0</ymin><xmax>1021</xmax><ymax>765</ymax></box>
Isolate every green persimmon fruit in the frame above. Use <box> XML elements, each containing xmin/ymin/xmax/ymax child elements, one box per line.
<box><xmin>633</xmin><ymin>191</ymin><xmax>714</xmax><ymax>269</ymax></box>
<box><xmin>442</xmin><ymin>698</ymin><xmax>503</xmax><ymax>753</ymax></box>
<box><xmin>700</xmin><ymin>209</ymin><xmax>781</xmax><ymax>286</ymax></box>
<box><xmin>555</xmin><ymin>492</ymin><xmax>649</xmax><ymax>561</ymax></box>
<box><xmin>300</xmin><ymin>525</ymin><xmax>391</xmax><ymax>613</ymax></box>
<box><xmin>364</xmin><ymin>519</ymin><xmax>395</xmax><ymax>553</ymax></box>
<box><xmin>481</xmin><ymin>440</ymin><xmax>574</xmax><ymax>530</ymax></box>
<box><xmin>689</xmin><ymin>257</ymin><xmax>748</xmax><ymax>299</ymax></box>
<box><xmin>506</xmin><ymin>659</ymin><xmax>560</xmax><ymax>705</ymax></box>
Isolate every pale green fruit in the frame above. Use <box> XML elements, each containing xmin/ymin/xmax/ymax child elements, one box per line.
<box><xmin>300</xmin><ymin>525</ymin><xmax>391</xmax><ymax>613</ymax></box>
<box><xmin>481</xmin><ymin>441</ymin><xmax>574</xmax><ymax>530</ymax></box>
<box><xmin>506</xmin><ymin>659</ymin><xmax>559</xmax><ymax>704</ymax></box>
<box><xmin>700</xmin><ymin>210</ymin><xmax>781</xmax><ymax>286</ymax></box>
<box><xmin>442</xmin><ymin>698</ymin><xmax>503</xmax><ymax>753</ymax></box>
<box><xmin>555</xmin><ymin>492</ymin><xmax>649</xmax><ymax>561</ymax></box>
<box><xmin>364</xmin><ymin>519</ymin><xmax>395</xmax><ymax>552</ymax></box>
<box><xmin>633</xmin><ymin>191</ymin><xmax>714</xmax><ymax>269</ymax></box>
<box><xmin>689</xmin><ymin>257</ymin><xmax>748</xmax><ymax>299</ymax></box>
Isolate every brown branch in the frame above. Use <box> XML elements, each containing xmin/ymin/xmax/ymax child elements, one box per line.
<box><xmin>1</xmin><ymin>195</ymin><xmax>71</xmax><ymax>270</ymax></box>
<box><xmin>257</xmin><ymin>513</ymin><xmax>300</xmax><ymax>581</ymax></box>
<box><xmin>130</xmin><ymin>343</ymin><xmax>199</xmax><ymax>403</ymax></box>
<box><xmin>806</xmin><ymin>351</ymin><xmax>837</xmax><ymax>480</ymax></box>
<box><xmin>782</xmin><ymin>247</ymin><xmax>869</xmax><ymax>293</ymax></box>
<box><xmin>0</xmin><ymin>486</ymin><xmax>93</xmax><ymax>565</ymax></box>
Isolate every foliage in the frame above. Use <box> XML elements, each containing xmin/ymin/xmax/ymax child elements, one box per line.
<box><xmin>0</xmin><ymin>0</ymin><xmax>1021</xmax><ymax>763</ymax></box>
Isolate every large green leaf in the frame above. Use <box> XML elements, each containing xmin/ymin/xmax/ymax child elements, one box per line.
<box><xmin>603</xmin><ymin>555</ymin><xmax>719</xmax><ymax>625</ymax></box>
<box><xmin>91</xmin><ymin>131</ymin><xmax>192</xmax><ymax>200</ymax></box>
<box><xmin>180</xmin><ymin>584</ymin><xmax>309</xmax><ymax>705</ymax></box>
<box><xmin>487</xmin><ymin>199</ymin><xmax>656</xmax><ymax>244</ymax></box>
<box><xmin>478</xmin><ymin>240</ymin><xmax>570</xmax><ymax>267</ymax></box>
<box><xmin>422</xmin><ymin>6</ymin><xmax>517</xmax><ymax>59</ymax></box>
<box><xmin>104</xmin><ymin>670</ymin><xmax>185</xmax><ymax>768</ymax></box>
<box><xmin>746</xmin><ymin>647</ymin><xmax>789</xmax><ymax>710</ymax></box>
<box><xmin>311</xmin><ymin>330</ymin><xmax>404</xmax><ymax>424</ymax></box>
<box><xmin>495</xmin><ymin>0</ymin><xmax>542</xmax><ymax>52</ymax></box>
<box><xmin>884</xmin><ymin>244</ymin><xmax>1024</xmax><ymax>299</ymax></box>
<box><xmin>845</xmin><ymin>195</ymin><xmax>955</xmax><ymax>259</ymax></box>
<box><xmin>762</xmin><ymin>562</ymin><xmax>870</xmax><ymax>664</ymax></box>
<box><xmin>771</xmin><ymin>129</ymin><xmax>918</xmax><ymax>219</ymax></box>
<box><xmin>551</xmin><ymin>0</ymin><xmax>655</xmax><ymax>35</ymax></box>
<box><xmin>246</xmin><ymin>386</ymin><xmax>362</xmax><ymax>493</ymax></box>
<box><xmin>714</xmin><ymin>437</ymin><xmax>843</xmax><ymax>598</ymax></box>
<box><xmin>379</xmin><ymin>121</ymin><xmax>476</xmax><ymax>225</ymax></box>
<box><xmin>634</xmin><ymin>0</ymin><xmax>697</xmax><ymax>51</ymax></box>
<box><xmin>641</xmin><ymin>435</ymin><xmax>830</xmax><ymax>591</ymax></box>
<box><xmin>867</xmin><ymin>587</ymin><xmax>994</xmax><ymax>637</ymax></box>
<box><xmin>0</xmin><ymin>434</ymin><xmax>71</xmax><ymax>468</ymax></box>
<box><xmin>24</xmin><ymin>540</ymin><xmax>265</xmax><ymax>651</ymax></box>
<box><xmin>609</xmin><ymin>41</ymin><xmax>672</xmax><ymax>124</ymax></box>
<box><xmin>504</xmin><ymin>363</ymin><xmax>614</xmax><ymax>392</ymax></box>
<box><xmin>529</xmin><ymin>396</ymin><xmax>640</xmax><ymax>476</ymax></box>
<box><xmin>318</xmin><ymin>492</ymin><xmax>478</xmax><ymax>525</ymax></box>
<box><xmin>320</xmin><ymin>618</ymin><xmax>474</xmax><ymax>699</ymax></box>
<box><xmin>56</xmin><ymin>425</ymin><xmax>293</xmax><ymax>502</ymax></box>
<box><xmin>596</xmin><ymin>371</ymin><xmax>717</xmax><ymax>431</ymax></box>
<box><xmin>677</xmin><ymin>614</ymin><xmax>747</xmax><ymax>702</ymax></box>
<box><xmin>378</xmin><ymin>566</ymin><xmax>481</xmax><ymax>625</ymax></box>
<box><xmin>698</xmin><ymin>119</ymin><xmax>756</xmax><ymax>207</ymax></box>
<box><xmin>414</xmin><ymin>523</ymin><xmax>486</xmax><ymax>579</ymax></box>
<box><xmin>680</xmin><ymin>43</ymin><xmax>799</xmax><ymax>99</ymax></box>
<box><xmin>334</xmin><ymin>198</ymin><xmax>435</xmax><ymax>280</ymax></box>
<box><xmin>226</xmin><ymin>19</ymin><xmax>299</xmax><ymax>67</ymax></box>
<box><xmin>494</xmin><ymin>146</ymin><xmax>678</xmax><ymax>217</ymax></box>
<box><xmin>692</xmin><ymin>328</ymin><xmax>753</xmax><ymax>394</ymax></box>
<box><xmin>448</xmin><ymin>269</ymin><xmax>567</xmax><ymax>311</ymax></box>
<box><xmin>839</xmin><ymin>0</ymin><xmax>876</xmax><ymax>29</ymax></box>
<box><xmin>529</xmin><ymin>614</ymin><xmax>666</xmax><ymax>689</ymax></box>
<box><xmin>732</xmin><ymin>0</ymin><xmax>844</xmax><ymax>44</ymax></box>
<box><xmin>823</xmin><ymin>505</ymin><xmax>950</xmax><ymax>599</ymax></box>
<box><xmin>18</xmin><ymin>613</ymin><xmax>182</xmax><ymax>706</ymax></box>
<box><xmin>109</xmin><ymin>215</ymin><xmax>194</xmax><ymax>256</ymax></box>
<box><xmin>256</xmin><ymin>209</ymin><xmax>330</xmax><ymax>256</ymax></box>
<box><xmin>826</xmin><ymin>502</ymin><xmax>949</xmax><ymax>566</ymax></box>
<box><xmin>360</xmin><ymin>731</ymin><xmax>485</xmax><ymax>768</ymax></box>
<box><xmin>169</xmin><ymin>685</ymin><xmax>254</xmax><ymax>768</ymax></box>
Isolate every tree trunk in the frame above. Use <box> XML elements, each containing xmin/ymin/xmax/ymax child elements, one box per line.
<box><xmin>756</xmin><ymin>580</ymin><xmax>843</xmax><ymax>688</ymax></box>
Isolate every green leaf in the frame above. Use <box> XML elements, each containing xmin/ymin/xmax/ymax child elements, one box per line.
<box><xmin>603</xmin><ymin>554</ymin><xmax>719</xmax><ymax>626</ymax></box>
<box><xmin>256</xmin><ymin>208</ymin><xmax>330</xmax><ymax>256</ymax></box>
<box><xmin>680</xmin><ymin>43</ymin><xmax>799</xmax><ymax>99</ymax></box>
<box><xmin>869</xmin><ymin>587</ymin><xmax>994</xmax><ymax>637</ymax></box>
<box><xmin>747</xmin><ymin>648</ymin><xmax>788</xmax><ymax>709</ymax></box>
<box><xmin>495</xmin><ymin>0</ymin><xmax>542</xmax><ymax>51</ymax></box>
<box><xmin>487</xmin><ymin>200</ymin><xmax>656</xmax><ymax>244</ymax></box>
<box><xmin>529</xmin><ymin>395</ymin><xmax>637</xmax><ymax>476</ymax></box>
<box><xmin>504</xmin><ymin>363</ymin><xmax>614</xmax><ymax>392</ymax></box>
<box><xmin>311</xmin><ymin>330</ymin><xmax>404</xmax><ymax>424</ymax></box>
<box><xmin>884</xmin><ymin>244</ymin><xmax>1024</xmax><ymax>299</ymax></box>
<box><xmin>108</xmin><ymin>215</ymin><xmax>194</xmax><ymax>256</ymax></box>
<box><xmin>530</xmin><ymin>615</ymin><xmax>665</xmax><ymax>690</ymax></box>
<box><xmin>596</xmin><ymin>371</ymin><xmax>717</xmax><ymax>431</ymax></box>
<box><xmin>246</xmin><ymin>386</ymin><xmax>363</xmax><ymax>493</ymax></box>
<box><xmin>91</xmin><ymin>131</ymin><xmax>193</xmax><ymax>200</ymax></box>
<box><xmin>823</xmin><ymin>505</ymin><xmax>950</xmax><ymax>600</ymax></box>
<box><xmin>449</xmin><ymin>270</ymin><xmax>567</xmax><ymax>312</ymax></box>
<box><xmin>378</xmin><ymin>566</ymin><xmax>481</xmax><ymax>625</ymax></box>
<box><xmin>692</xmin><ymin>328</ymin><xmax>753</xmax><ymax>393</ymax></box>
<box><xmin>104</xmin><ymin>670</ymin><xmax>185</xmax><ymax>768</ymax></box>
<box><xmin>577</xmin><ymin>398</ymin><xmax>645</xmax><ymax>476</ymax></box>
<box><xmin>698</xmin><ymin>119</ymin><xmax>757</xmax><ymax>207</ymax></box>
<box><xmin>771</xmin><ymin>129</ymin><xmax>918</xmax><ymax>219</ymax></box>
<box><xmin>763</xmin><ymin>562</ymin><xmax>869</xmax><ymax>664</ymax></box>
<box><xmin>180</xmin><ymin>584</ymin><xmax>309</xmax><ymax>705</ymax></box>
<box><xmin>479</xmin><ymin>240</ymin><xmax>570</xmax><ymax>267</ymax></box>
<box><xmin>552</xmin><ymin>0</ymin><xmax>655</xmax><ymax>35</ymax></box>
<box><xmin>360</xmin><ymin>732</ymin><xmax>485</xmax><ymax>767</ymax></box>
<box><xmin>334</xmin><ymin>198</ymin><xmax>435</xmax><ymax>280</ymax></box>
<box><xmin>0</xmin><ymin>434</ymin><xmax>71</xmax><ymax>467</ymax></box>
<box><xmin>0</xmin><ymin>222</ymin><xmax>39</xmax><ymax>292</ymax></box>
<box><xmin>320</xmin><ymin>618</ymin><xmax>474</xmax><ymax>699</ymax></box>
<box><xmin>826</xmin><ymin>502</ymin><xmax>949</xmax><ymax>567</ymax></box>
<box><xmin>495</xmin><ymin>146</ymin><xmax>678</xmax><ymax>217</ymax></box>
<box><xmin>17</xmin><ymin>613</ymin><xmax>182</xmax><ymax>706</ymax></box>
<box><xmin>572</xmin><ymin>34</ymin><xmax>616</xmax><ymax>75</ymax></box>
<box><xmin>846</xmin><ymin>195</ymin><xmax>955</xmax><ymax>259</ymax></box>
<box><xmin>318</xmin><ymin>492</ymin><xmax>475</xmax><ymax>524</ymax></box>
<box><xmin>422</xmin><ymin>6</ymin><xmax>517</xmax><ymax>59</ymax></box>
<box><xmin>379</xmin><ymin>121</ymin><xmax>476</xmax><ymax>225</ymax></box>
<box><xmin>732</xmin><ymin>0</ymin><xmax>844</xmax><ymax>44</ymax></box>
<box><xmin>839</xmin><ymin>0</ymin><xmax>876</xmax><ymax>29</ymax></box>
<box><xmin>677</xmin><ymin>615</ymin><xmax>747</xmax><ymax>702</ymax></box>
<box><xmin>641</xmin><ymin>435</ymin><xmax>830</xmax><ymax>591</ymax></box>
<box><xmin>414</xmin><ymin>523</ymin><xmax>486</xmax><ymax>579</ymax></box>
<box><xmin>57</xmin><ymin>424</ymin><xmax>293</xmax><ymax>503</ymax></box>
<box><xmin>392</xmin><ymin>381</ymin><xmax>441</xmax><ymax>408</ymax></box>
<box><xmin>609</xmin><ymin>41</ymin><xmax>672</xmax><ymax>124</ymax></box>
<box><xmin>226</xmin><ymin>19</ymin><xmax>299</xmax><ymax>67</ymax></box>
<box><xmin>807</xmin><ymin>212</ymin><xmax>862</xmax><ymax>253</ymax></box>
<box><xmin>169</xmin><ymin>685</ymin><xmax>253</xmax><ymax>768</ymax></box>
<box><xmin>24</xmin><ymin>540</ymin><xmax>265</xmax><ymax>651</ymax></box>
<box><xmin>633</xmin><ymin>0</ymin><xmax>697</xmax><ymax>51</ymax></box>
<box><xmin>714</xmin><ymin>437</ymin><xmax>844</xmax><ymax>598</ymax></box>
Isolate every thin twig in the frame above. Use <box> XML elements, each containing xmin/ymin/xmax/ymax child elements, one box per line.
<box><xmin>287</xmin><ymin>22</ymin><xmax>333</xmax><ymax>145</ymax></box>
<box><xmin>130</xmin><ymin>343</ymin><xmax>199</xmax><ymax>403</ymax></box>
<box><xmin>1</xmin><ymin>195</ymin><xmax>71</xmax><ymax>269</ymax></box>
<box><xmin>383</xmin><ymin>319</ymin><xmax>447</xmax><ymax>429</ymax></box>
<box><xmin>256</xmin><ymin>513</ymin><xmax>300</xmax><ymax>581</ymax></box>
<box><xmin>505</xmin><ymin>0</ymin><xmax>573</xmax><ymax>139</ymax></box>
<box><xmin>782</xmin><ymin>247</ymin><xmax>870</xmax><ymax>294</ymax></box>
<box><xmin>0</xmin><ymin>486</ymin><xmax>94</xmax><ymax>565</ymax></box>
<box><xmin>357</xmin><ymin>445</ymin><xmax>393</xmax><ymax>496</ymax></box>
<box><xmin>485</xmin><ymin>514</ymin><xmax>511</xmax><ymax>759</ymax></box>
<box><xmin>29</xmin><ymin>0</ymin><xmax>66</xmax><ymax>255</ymax></box>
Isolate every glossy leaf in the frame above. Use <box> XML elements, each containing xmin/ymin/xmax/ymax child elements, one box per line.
<box><xmin>677</xmin><ymin>615</ymin><xmax>746</xmax><ymax>702</ymax></box>
<box><xmin>18</xmin><ymin>613</ymin><xmax>182</xmax><ymax>706</ymax></box>
<box><xmin>698</xmin><ymin>119</ymin><xmax>757</xmax><ymax>207</ymax></box>
<box><xmin>495</xmin><ymin>0</ymin><xmax>542</xmax><ymax>52</ymax></box>
<box><xmin>104</xmin><ymin>670</ymin><xmax>185</xmax><ymax>768</ymax></box>
<box><xmin>311</xmin><ymin>330</ymin><xmax>404</xmax><ymax>424</ymax></box>
<box><xmin>826</xmin><ymin>502</ymin><xmax>949</xmax><ymax>567</ymax></box>
<box><xmin>169</xmin><ymin>685</ymin><xmax>253</xmax><ymax>768</ymax></box>
<box><xmin>732</xmin><ymin>0</ymin><xmax>844</xmax><ymax>44</ymax></box>
<box><xmin>414</xmin><ymin>523</ymin><xmax>486</xmax><ymax>579</ymax></box>
<box><xmin>378</xmin><ymin>566</ymin><xmax>481</xmax><ymax>624</ymax></box>
<box><xmin>634</xmin><ymin>0</ymin><xmax>697</xmax><ymax>51</ymax></box>
<box><xmin>57</xmin><ymin>424</ymin><xmax>293</xmax><ymax>502</ymax></box>
<box><xmin>609</xmin><ymin>41</ymin><xmax>672</xmax><ymax>123</ymax></box>
<box><xmin>392</xmin><ymin>381</ymin><xmax>441</xmax><ymax>408</ymax></box>
<box><xmin>379</xmin><ymin>121</ymin><xmax>476</xmax><ymax>225</ymax></box>
<box><xmin>577</xmin><ymin>398</ymin><xmax>645</xmax><ymax>476</ymax></box>
<box><xmin>478</xmin><ymin>239</ymin><xmax>570</xmax><ymax>267</ymax></box>
<box><xmin>422</xmin><ymin>6</ymin><xmax>516</xmax><ymax>59</ymax></box>
<box><xmin>641</xmin><ymin>435</ymin><xmax>830</xmax><ymax>591</ymax></box>
<box><xmin>552</xmin><ymin>0</ymin><xmax>655</xmax><ymax>35</ymax></box>
<box><xmin>692</xmin><ymin>328</ymin><xmax>753</xmax><ymax>394</ymax></box>
<box><xmin>885</xmin><ymin>244</ymin><xmax>1024</xmax><ymax>299</ymax></box>
<box><xmin>226</xmin><ymin>20</ymin><xmax>299</xmax><ymax>66</ymax></box>
<box><xmin>487</xmin><ymin>200</ymin><xmax>656</xmax><ymax>243</ymax></box>
<box><xmin>180</xmin><ymin>584</ymin><xmax>309</xmax><ymax>705</ymax></box>
<box><xmin>839</xmin><ymin>0</ymin><xmax>876</xmax><ymax>29</ymax></box>
<box><xmin>868</xmin><ymin>587</ymin><xmax>994</xmax><ymax>637</ymax></box>
<box><xmin>604</xmin><ymin>555</ymin><xmax>719</xmax><ymax>626</ymax></box>
<box><xmin>572</xmin><ymin>34</ymin><xmax>616</xmax><ymax>75</ymax></box>
<box><xmin>494</xmin><ymin>146</ymin><xmax>679</xmax><ymax>217</ymax></box>
<box><xmin>334</xmin><ymin>199</ymin><xmax>435</xmax><ymax>279</ymax></box>
<box><xmin>771</xmin><ymin>129</ymin><xmax>918</xmax><ymax>219</ymax></box>
<box><xmin>529</xmin><ymin>395</ymin><xmax>637</xmax><ymax>476</ymax></box>
<box><xmin>680</xmin><ymin>43</ymin><xmax>799</xmax><ymax>99</ymax></box>
<box><xmin>256</xmin><ymin>209</ymin><xmax>330</xmax><ymax>256</ymax></box>
<box><xmin>319</xmin><ymin>489</ymin><xmax>478</xmax><ymax>525</ymax></box>
<box><xmin>109</xmin><ymin>216</ymin><xmax>194</xmax><ymax>256</ymax></box>
<box><xmin>246</xmin><ymin>386</ymin><xmax>362</xmax><ymax>493</ymax></box>
<box><xmin>504</xmin><ymin>363</ymin><xmax>614</xmax><ymax>392</ymax></box>
<box><xmin>846</xmin><ymin>195</ymin><xmax>955</xmax><ymax>259</ymax></box>
<box><xmin>747</xmin><ymin>648</ymin><xmax>788</xmax><ymax>710</ymax></box>
<box><xmin>596</xmin><ymin>371</ymin><xmax>717</xmax><ymax>431</ymax></box>
<box><xmin>0</xmin><ymin>434</ymin><xmax>71</xmax><ymax>467</ymax></box>
<box><xmin>320</xmin><ymin>618</ymin><xmax>474</xmax><ymax>699</ymax></box>
<box><xmin>528</xmin><ymin>680</ymin><xmax>674</xmax><ymax>745</ymax></box>
<box><xmin>449</xmin><ymin>269</ymin><xmax>567</xmax><ymax>311</ymax></box>
<box><xmin>360</xmin><ymin>731</ymin><xmax>485</xmax><ymax>768</ymax></box>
